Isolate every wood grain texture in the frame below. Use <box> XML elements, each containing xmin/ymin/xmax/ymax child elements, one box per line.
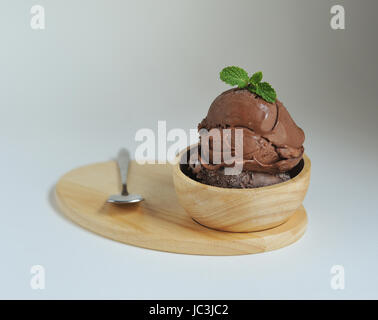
<box><xmin>55</xmin><ymin>161</ymin><xmax>308</xmax><ymax>255</ymax></box>
<box><xmin>173</xmin><ymin>152</ymin><xmax>311</xmax><ymax>232</ymax></box>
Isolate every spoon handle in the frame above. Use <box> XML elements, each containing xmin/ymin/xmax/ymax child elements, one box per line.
<box><xmin>117</xmin><ymin>149</ymin><xmax>130</xmax><ymax>195</ymax></box>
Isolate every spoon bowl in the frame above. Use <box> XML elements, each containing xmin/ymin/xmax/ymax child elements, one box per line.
<box><xmin>107</xmin><ymin>194</ymin><xmax>144</xmax><ymax>204</ymax></box>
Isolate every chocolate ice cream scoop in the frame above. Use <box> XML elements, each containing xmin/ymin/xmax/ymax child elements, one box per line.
<box><xmin>198</xmin><ymin>88</ymin><xmax>305</xmax><ymax>174</ymax></box>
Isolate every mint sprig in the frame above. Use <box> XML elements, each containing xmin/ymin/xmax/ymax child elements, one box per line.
<box><xmin>219</xmin><ymin>67</ymin><xmax>277</xmax><ymax>103</ymax></box>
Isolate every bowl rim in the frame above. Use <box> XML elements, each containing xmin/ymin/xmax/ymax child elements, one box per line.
<box><xmin>173</xmin><ymin>144</ymin><xmax>311</xmax><ymax>192</ymax></box>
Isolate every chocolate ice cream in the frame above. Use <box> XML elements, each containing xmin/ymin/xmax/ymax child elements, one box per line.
<box><xmin>186</xmin><ymin>68</ymin><xmax>305</xmax><ymax>188</ymax></box>
<box><xmin>198</xmin><ymin>88</ymin><xmax>304</xmax><ymax>173</ymax></box>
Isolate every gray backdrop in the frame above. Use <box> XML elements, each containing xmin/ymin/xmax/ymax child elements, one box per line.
<box><xmin>1</xmin><ymin>0</ymin><xmax>377</xmax><ymax>299</ymax></box>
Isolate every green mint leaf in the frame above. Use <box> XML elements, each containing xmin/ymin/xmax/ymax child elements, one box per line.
<box><xmin>250</xmin><ymin>71</ymin><xmax>263</xmax><ymax>85</ymax></box>
<box><xmin>256</xmin><ymin>82</ymin><xmax>276</xmax><ymax>103</ymax></box>
<box><xmin>220</xmin><ymin>67</ymin><xmax>277</xmax><ymax>103</ymax></box>
<box><xmin>248</xmin><ymin>82</ymin><xmax>276</xmax><ymax>103</ymax></box>
<box><xmin>248</xmin><ymin>83</ymin><xmax>257</xmax><ymax>94</ymax></box>
<box><xmin>220</xmin><ymin>66</ymin><xmax>249</xmax><ymax>88</ymax></box>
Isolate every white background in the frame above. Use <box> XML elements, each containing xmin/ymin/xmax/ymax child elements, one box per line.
<box><xmin>1</xmin><ymin>0</ymin><xmax>377</xmax><ymax>299</ymax></box>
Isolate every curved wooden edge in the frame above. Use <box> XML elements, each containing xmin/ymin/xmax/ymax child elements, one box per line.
<box><xmin>55</xmin><ymin>177</ymin><xmax>308</xmax><ymax>256</ymax></box>
<box><xmin>173</xmin><ymin>145</ymin><xmax>311</xmax><ymax>194</ymax></box>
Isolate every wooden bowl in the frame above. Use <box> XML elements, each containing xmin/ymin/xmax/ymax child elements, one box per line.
<box><xmin>173</xmin><ymin>146</ymin><xmax>311</xmax><ymax>232</ymax></box>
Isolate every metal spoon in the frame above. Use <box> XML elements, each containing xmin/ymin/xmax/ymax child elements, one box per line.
<box><xmin>107</xmin><ymin>149</ymin><xmax>144</xmax><ymax>204</ymax></box>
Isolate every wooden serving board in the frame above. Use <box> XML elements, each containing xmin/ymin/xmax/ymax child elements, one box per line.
<box><xmin>55</xmin><ymin>161</ymin><xmax>307</xmax><ymax>255</ymax></box>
